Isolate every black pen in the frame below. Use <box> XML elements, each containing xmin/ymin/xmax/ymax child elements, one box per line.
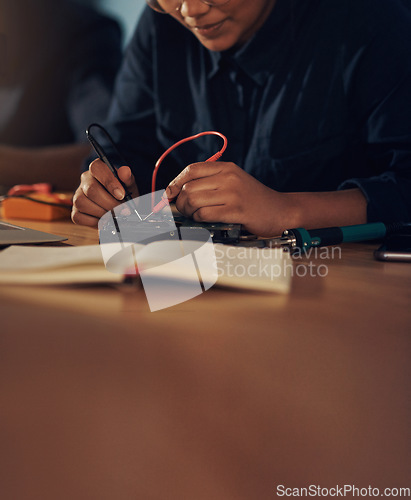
<box><xmin>86</xmin><ymin>123</ymin><xmax>142</xmax><ymax>221</ymax></box>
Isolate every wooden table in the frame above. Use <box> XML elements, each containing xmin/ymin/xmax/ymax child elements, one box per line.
<box><xmin>1</xmin><ymin>217</ymin><xmax>410</xmax><ymax>500</ymax></box>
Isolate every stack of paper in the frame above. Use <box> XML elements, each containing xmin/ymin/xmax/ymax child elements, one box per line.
<box><xmin>0</xmin><ymin>242</ymin><xmax>291</xmax><ymax>293</ymax></box>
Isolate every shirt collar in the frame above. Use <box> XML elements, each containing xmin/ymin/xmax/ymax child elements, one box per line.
<box><xmin>206</xmin><ymin>0</ymin><xmax>294</xmax><ymax>85</ymax></box>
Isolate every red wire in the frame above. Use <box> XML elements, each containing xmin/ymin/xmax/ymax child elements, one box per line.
<box><xmin>151</xmin><ymin>131</ymin><xmax>228</xmax><ymax>209</ymax></box>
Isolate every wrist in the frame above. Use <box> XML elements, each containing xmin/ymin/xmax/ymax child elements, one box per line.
<box><xmin>251</xmin><ymin>190</ymin><xmax>302</xmax><ymax>237</ymax></box>
<box><xmin>280</xmin><ymin>189</ymin><xmax>367</xmax><ymax>230</ymax></box>
<box><xmin>280</xmin><ymin>192</ymin><xmax>304</xmax><ymax>230</ymax></box>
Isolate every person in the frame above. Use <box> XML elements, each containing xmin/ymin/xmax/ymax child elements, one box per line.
<box><xmin>0</xmin><ymin>0</ymin><xmax>122</xmax><ymax>190</ymax></box>
<box><xmin>72</xmin><ymin>0</ymin><xmax>411</xmax><ymax>236</ymax></box>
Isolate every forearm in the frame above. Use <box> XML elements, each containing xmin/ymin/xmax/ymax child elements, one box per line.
<box><xmin>282</xmin><ymin>188</ymin><xmax>367</xmax><ymax>231</ymax></box>
<box><xmin>166</xmin><ymin>161</ymin><xmax>369</xmax><ymax>236</ymax></box>
<box><xmin>0</xmin><ymin>143</ymin><xmax>91</xmax><ymax>191</ymax></box>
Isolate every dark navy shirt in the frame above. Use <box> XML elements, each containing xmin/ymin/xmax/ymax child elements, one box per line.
<box><xmin>103</xmin><ymin>0</ymin><xmax>411</xmax><ymax>222</ymax></box>
<box><xmin>0</xmin><ymin>1</ymin><xmax>122</xmax><ymax>147</ymax></box>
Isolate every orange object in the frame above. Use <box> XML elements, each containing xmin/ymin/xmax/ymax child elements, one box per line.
<box><xmin>7</xmin><ymin>183</ymin><xmax>53</xmax><ymax>197</ymax></box>
<box><xmin>2</xmin><ymin>192</ymin><xmax>72</xmax><ymax>221</ymax></box>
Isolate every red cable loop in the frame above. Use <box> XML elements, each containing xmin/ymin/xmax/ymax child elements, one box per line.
<box><xmin>151</xmin><ymin>131</ymin><xmax>228</xmax><ymax>209</ymax></box>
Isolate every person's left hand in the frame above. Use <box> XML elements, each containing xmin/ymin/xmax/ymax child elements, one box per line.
<box><xmin>166</xmin><ymin>161</ymin><xmax>293</xmax><ymax>237</ymax></box>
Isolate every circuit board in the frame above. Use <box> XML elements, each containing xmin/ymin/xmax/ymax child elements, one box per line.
<box><xmin>99</xmin><ymin>211</ymin><xmax>243</xmax><ymax>245</ymax></box>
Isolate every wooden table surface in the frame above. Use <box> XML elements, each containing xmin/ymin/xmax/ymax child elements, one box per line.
<box><xmin>1</xmin><ymin>216</ymin><xmax>410</xmax><ymax>500</ymax></box>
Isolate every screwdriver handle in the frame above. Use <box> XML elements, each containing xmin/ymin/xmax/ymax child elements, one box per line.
<box><xmin>285</xmin><ymin>222</ymin><xmax>390</xmax><ymax>250</ymax></box>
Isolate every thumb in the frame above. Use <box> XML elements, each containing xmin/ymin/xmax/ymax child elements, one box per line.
<box><xmin>117</xmin><ymin>166</ymin><xmax>139</xmax><ymax>198</ymax></box>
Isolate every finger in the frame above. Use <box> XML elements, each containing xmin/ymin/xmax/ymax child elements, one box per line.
<box><xmin>175</xmin><ymin>186</ymin><xmax>224</xmax><ymax>217</ymax></box>
<box><xmin>117</xmin><ymin>166</ymin><xmax>139</xmax><ymax>198</ymax></box>
<box><xmin>72</xmin><ymin>189</ymin><xmax>107</xmax><ymax>219</ymax></box>
<box><xmin>180</xmin><ymin>176</ymin><xmax>221</xmax><ymax>194</ymax></box>
<box><xmin>71</xmin><ymin>206</ymin><xmax>100</xmax><ymax>227</ymax></box>
<box><xmin>166</xmin><ymin>162</ymin><xmax>224</xmax><ymax>198</ymax></box>
<box><xmin>173</xmin><ymin>176</ymin><xmax>220</xmax><ymax>213</ymax></box>
<box><xmin>89</xmin><ymin>159</ymin><xmax>128</xmax><ymax>201</ymax></box>
<box><xmin>192</xmin><ymin>205</ymin><xmax>242</xmax><ymax>224</ymax></box>
<box><xmin>81</xmin><ymin>169</ymin><xmax>123</xmax><ymax>213</ymax></box>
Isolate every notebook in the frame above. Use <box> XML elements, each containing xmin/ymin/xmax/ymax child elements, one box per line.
<box><xmin>0</xmin><ymin>242</ymin><xmax>292</xmax><ymax>293</ymax></box>
<box><xmin>0</xmin><ymin>220</ymin><xmax>67</xmax><ymax>245</ymax></box>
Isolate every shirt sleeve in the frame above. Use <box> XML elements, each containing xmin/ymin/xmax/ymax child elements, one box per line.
<box><xmin>338</xmin><ymin>0</ymin><xmax>411</xmax><ymax>223</ymax></box>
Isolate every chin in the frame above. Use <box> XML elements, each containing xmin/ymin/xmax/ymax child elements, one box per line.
<box><xmin>195</xmin><ymin>35</ymin><xmax>237</xmax><ymax>52</ymax></box>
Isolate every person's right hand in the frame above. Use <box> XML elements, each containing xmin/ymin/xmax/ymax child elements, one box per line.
<box><xmin>71</xmin><ymin>159</ymin><xmax>139</xmax><ymax>227</ymax></box>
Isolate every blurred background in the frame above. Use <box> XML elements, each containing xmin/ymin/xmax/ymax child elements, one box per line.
<box><xmin>0</xmin><ymin>0</ymin><xmax>148</xmax><ymax>191</ymax></box>
<box><xmin>86</xmin><ymin>0</ymin><xmax>146</xmax><ymax>45</ymax></box>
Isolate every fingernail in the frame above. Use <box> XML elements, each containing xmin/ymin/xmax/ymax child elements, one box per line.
<box><xmin>114</xmin><ymin>188</ymin><xmax>124</xmax><ymax>200</ymax></box>
<box><xmin>165</xmin><ymin>186</ymin><xmax>171</xmax><ymax>198</ymax></box>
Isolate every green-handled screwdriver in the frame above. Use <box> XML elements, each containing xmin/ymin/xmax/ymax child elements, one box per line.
<box><xmin>265</xmin><ymin>222</ymin><xmax>411</xmax><ymax>251</ymax></box>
